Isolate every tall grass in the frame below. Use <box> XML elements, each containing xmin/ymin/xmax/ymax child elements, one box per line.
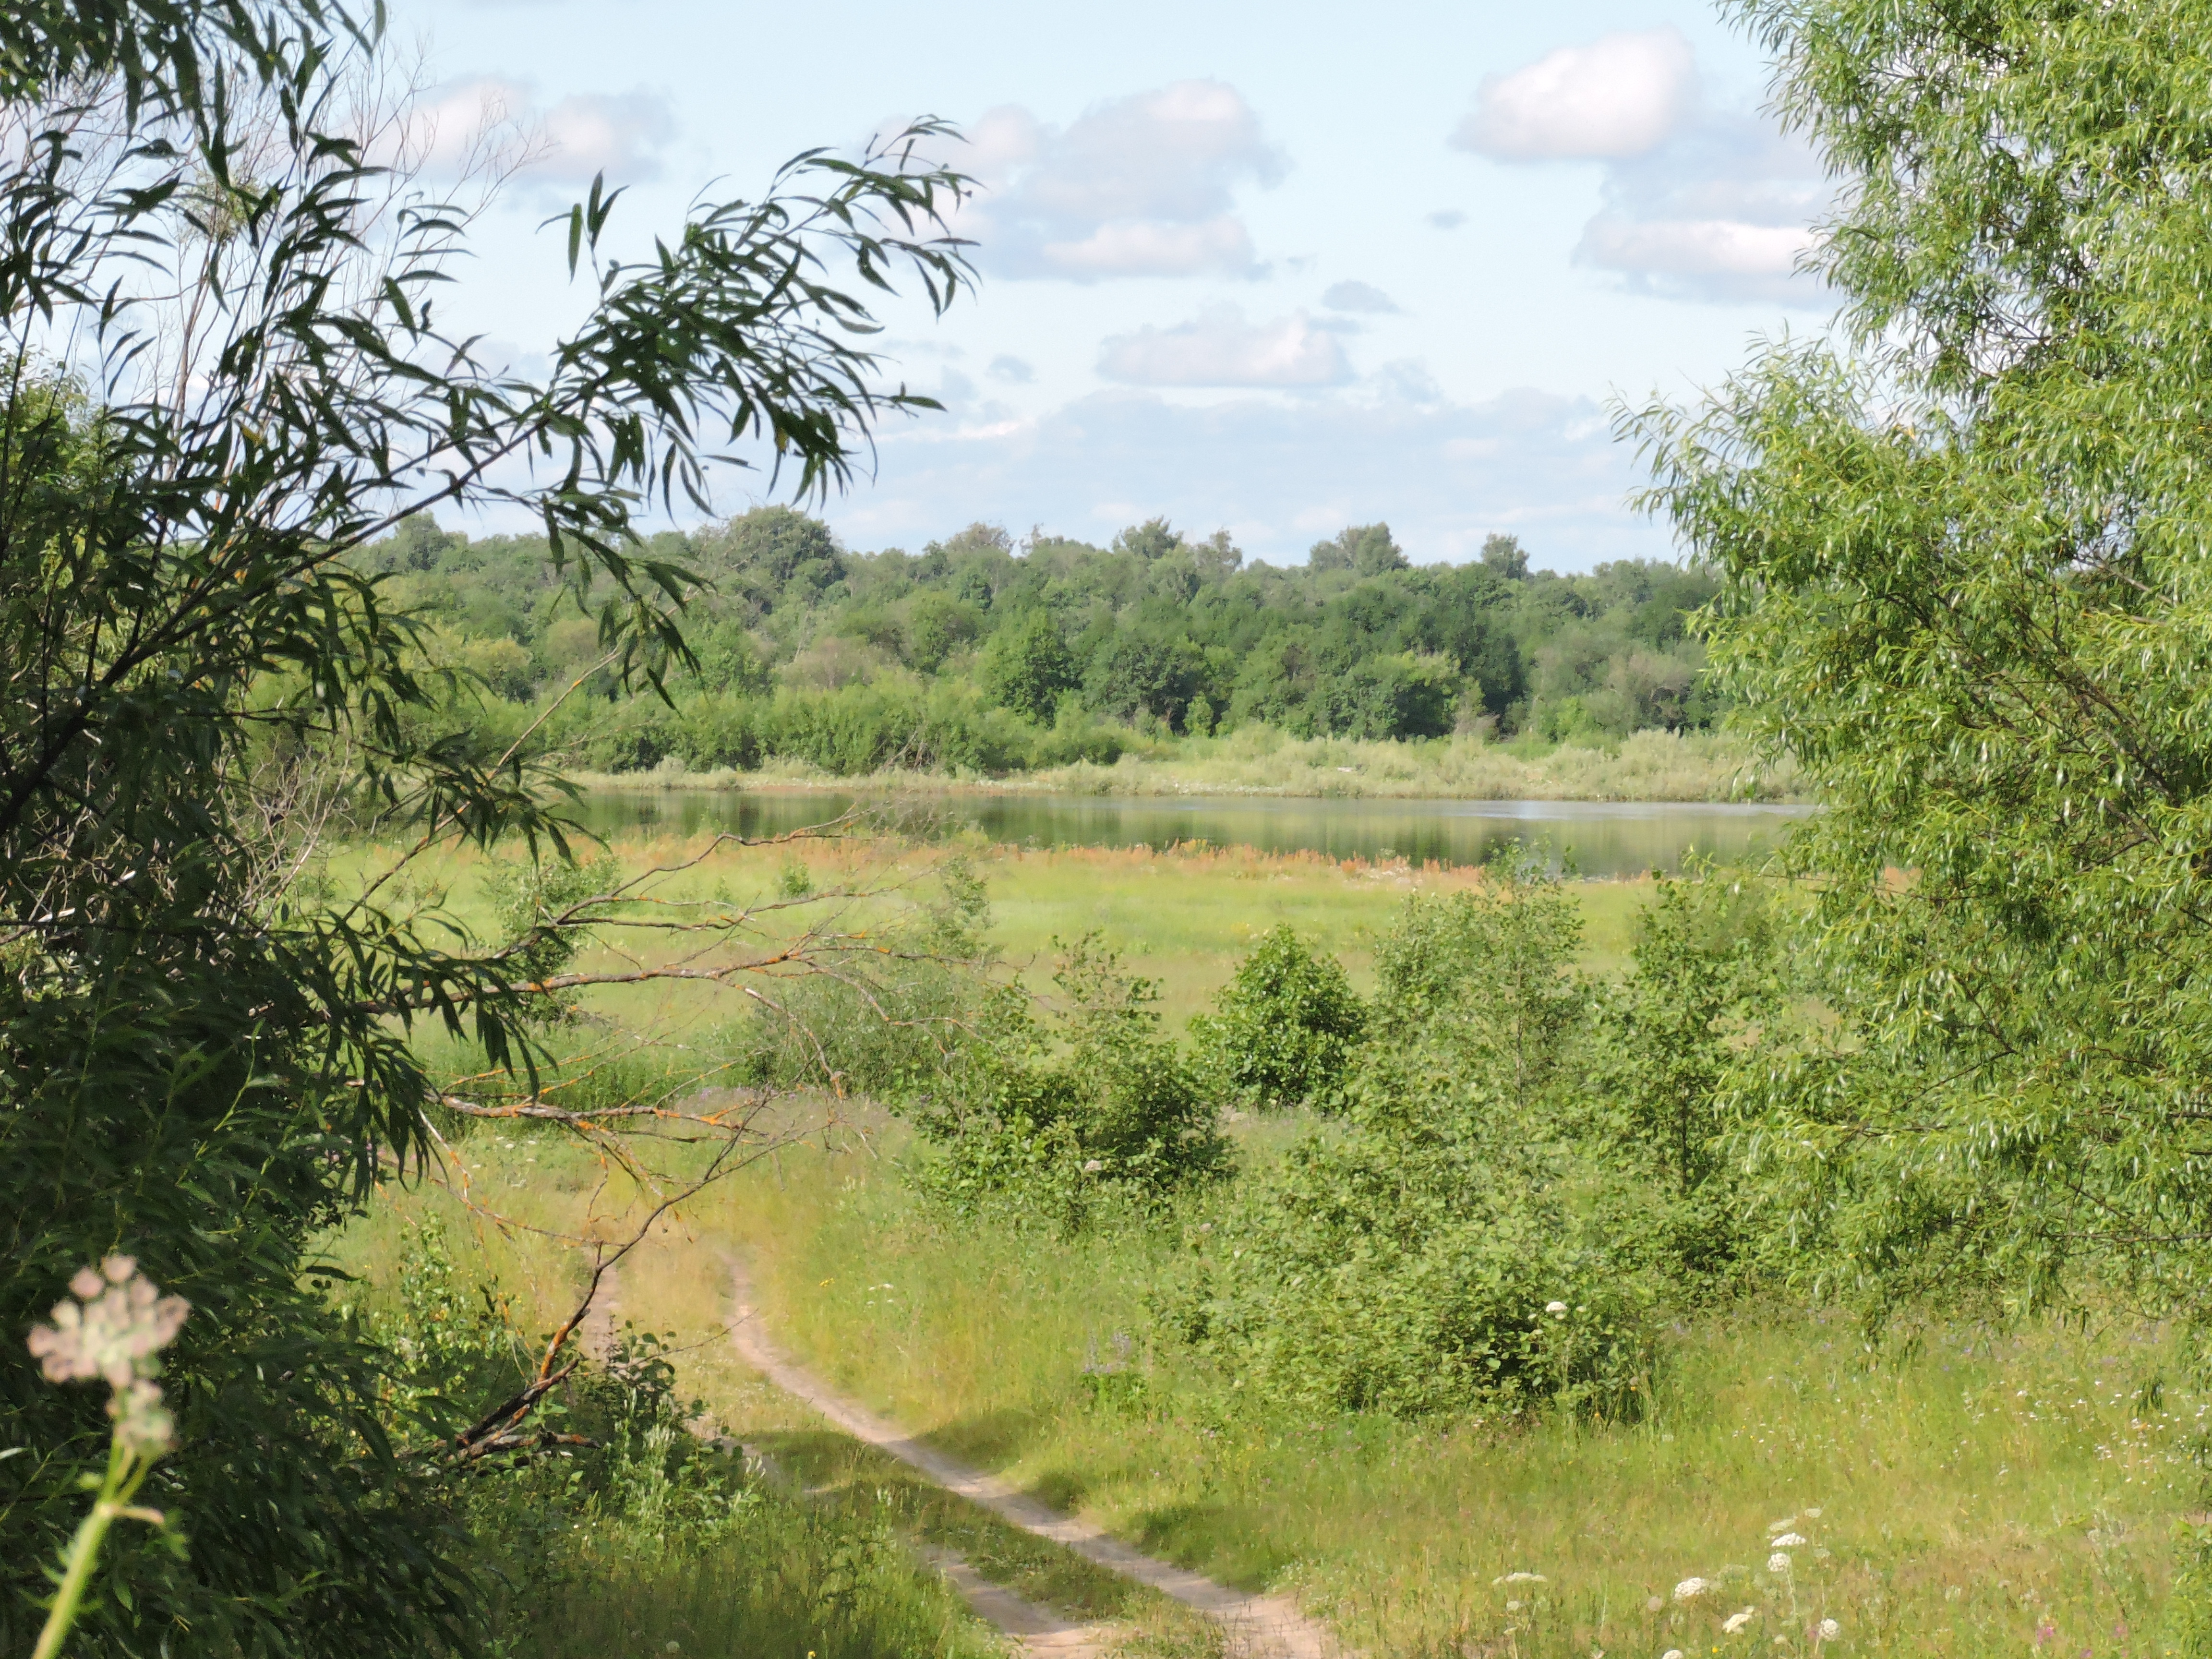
<box><xmin>481</xmin><ymin>1505</ymin><xmax>1007</xmax><ymax>1659</ymax></box>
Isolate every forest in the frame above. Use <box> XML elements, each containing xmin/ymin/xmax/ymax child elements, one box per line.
<box><xmin>357</xmin><ymin>508</ymin><xmax>1722</xmax><ymax>775</ymax></box>
<box><xmin>12</xmin><ymin>0</ymin><xmax>2212</xmax><ymax>1657</ymax></box>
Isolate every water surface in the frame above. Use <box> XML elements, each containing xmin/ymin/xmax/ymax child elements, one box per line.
<box><xmin>578</xmin><ymin>788</ymin><xmax>1810</xmax><ymax>878</ymax></box>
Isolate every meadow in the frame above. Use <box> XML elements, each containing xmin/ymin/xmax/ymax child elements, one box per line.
<box><xmin>327</xmin><ymin>825</ymin><xmax>2201</xmax><ymax>1659</ymax></box>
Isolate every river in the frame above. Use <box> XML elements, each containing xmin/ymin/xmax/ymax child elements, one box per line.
<box><xmin>576</xmin><ymin>788</ymin><xmax>1811</xmax><ymax>878</ymax></box>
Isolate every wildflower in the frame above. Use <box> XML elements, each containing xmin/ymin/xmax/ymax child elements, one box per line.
<box><xmin>1818</xmin><ymin>1620</ymin><xmax>1841</xmax><ymax>1641</ymax></box>
<box><xmin>1674</xmin><ymin>1578</ymin><xmax>1714</xmax><ymax>1602</ymax></box>
<box><xmin>1082</xmin><ymin>1159</ymin><xmax>1105</xmax><ymax>1173</ymax></box>
<box><xmin>1647</xmin><ymin>1597</ymin><xmax>1666</xmax><ymax>1613</ymax></box>
<box><xmin>1663</xmin><ymin>1651</ymin><xmax>1684</xmax><ymax>1659</ymax></box>
<box><xmin>1547</xmin><ymin>1300</ymin><xmax>1569</xmax><ymax>1314</ymax></box>
<box><xmin>28</xmin><ymin>1256</ymin><xmax>189</xmax><ymax>1458</ymax></box>
<box><xmin>1495</xmin><ymin>1572</ymin><xmax>1548</xmax><ymax>1585</ymax></box>
<box><xmin>1768</xmin><ymin>1552</ymin><xmax>1793</xmax><ymax>1575</ymax></box>
<box><xmin>1724</xmin><ymin>1610</ymin><xmax>1756</xmax><ymax>1634</ymax></box>
<box><xmin>1768</xmin><ymin>1515</ymin><xmax>1797</xmax><ymax>1532</ymax></box>
<box><xmin>1769</xmin><ymin>1532</ymin><xmax>1808</xmax><ymax>1549</ymax></box>
<box><xmin>1803</xmin><ymin>1508</ymin><xmax>1822</xmax><ymax>1519</ymax></box>
<box><xmin>664</xmin><ymin>1645</ymin><xmax>681</xmax><ymax>1654</ymax></box>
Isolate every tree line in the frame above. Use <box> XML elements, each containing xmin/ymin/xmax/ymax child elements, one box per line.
<box><xmin>358</xmin><ymin>507</ymin><xmax>1723</xmax><ymax>775</ymax></box>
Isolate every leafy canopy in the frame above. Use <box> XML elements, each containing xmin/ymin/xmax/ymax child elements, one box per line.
<box><xmin>1631</xmin><ymin>0</ymin><xmax>2212</xmax><ymax>1322</ymax></box>
<box><xmin>0</xmin><ymin>0</ymin><xmax>972</xmax><ymax>1649</ymax></box>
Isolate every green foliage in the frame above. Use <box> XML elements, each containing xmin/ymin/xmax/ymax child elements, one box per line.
<box><xmin>1189</xmin><ymin>925</ymin><xmax>1366</xmax><ymax>1114</ymax></box>
<box><xmin>0</xmin><ymin>0</ymin><xmax>974</xmax><ymax>1646</ymax></box>
<box><xmin>911</xmin><ymin>935</ymin><xmax>1228</xmax><ymax>1230</ymax></box>
<box><xmin>737</xmin><ymin>855</ymin><xmax>997</xmax><ymax>1100</ymax></box>
<box><xmin>361</xmin><ymin>1225</ymin><xmax>994</xmax><ymax>1659</ymax></box>
<box><xmin>373</xmin><ymin>500</ymin><xmax>1724</xmax><ymax>766</ymax></box>
<box><xmin>1589</xmin><ymin>870</ymin><xmax>1787</xmax><ymax>1289</ymax></box>
<box><xmin>1168</xmin><ymin>864</ymin><xmax>1661</xmax><ymax>1418</ymax></box>
<box><xmin>978</xmin><ymin>609</ymin><xmax>1078</xmax><ymax>721</ymax></box>
<box><xmin>1624</xmin><ymin>0</ymin><xmax>2212</xmax><ymax>1336</ymax></box>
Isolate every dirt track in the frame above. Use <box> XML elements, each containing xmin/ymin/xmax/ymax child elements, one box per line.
<box><xmin>723</xmin><ymin>1256</ymin><xmax>1337</xmax><ymax>1659</ymax></box>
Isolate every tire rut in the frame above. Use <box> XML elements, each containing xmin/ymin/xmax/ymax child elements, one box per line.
<box><xmin>723</xmin><ymin>1255</ymin><xmax>1337</xmax><ymax>1659</ymax></box>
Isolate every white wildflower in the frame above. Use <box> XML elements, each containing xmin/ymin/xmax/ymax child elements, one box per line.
<box><xmin>1663</xmin><ymin>1651</ymin><xmax>1683</xmax><ymax>1659</ymax></box>
<box><xmin>1506</xmin><ymin>1600</ymin><xmax>1525</xmax><ymax>1611</ymax></box>
<box><xmin>1724</xmin><ymin>1610</ymin><xmax>1756</xmax><ymax>1634</ymax></box>
<box><xmin>1081</xmin><ymin>1159</ymin><xmax>1105</xmax><ymax>1173</ymax></box>
<box><xmin>1768</xmin><ymin>1515</ymin><xmax>1797</xmax><ymax>1533</ymax></box>
<box><xmin>1646</xmin><ymin>1597</ymin><xmax>1665</xmax><ymax>1613</ymax></box>
<box><xmin>1546</xmin><ymin>1300</ymin><xmax>1569</xmax><ymax>1314</ymax></box>
<box><xmin>1673</xmin><ymin>1577</ymin><xmax>1714</xmax><ymax>1602</ymax></box>
<box><xmin>1818</xmin><ymin>1619</ymin><xmax>1841</xmax><ymax>1641</ymax></box>
<box><xmin>28</xmin><ymin>1257</ymin><xmax>188</xmax><ymax>1389</ymax></box>
<box><xmin>1768</xmin><ymin>1552</ymin><xmax>1793</xmax><ymax>1575</ymax></box>
<box><xmin>1495</xmin><ymin>1572</ymin><xmax>1547</xmax><ymax>1584</ymax></box>
<box><xmin>1769</xmin><ymin>1532</ymin><xmax>1808</xmax><ymax>1549</ymax></box>
<box><xmin>28</xmin><ymin>1256</ymin><xmax>189</xmax><ymax>1458</ymax></box>
<box><xmin>1803</xmin><ymin>1507</ymin><xmax>1823</xmax><ymax>1518</ymax></box>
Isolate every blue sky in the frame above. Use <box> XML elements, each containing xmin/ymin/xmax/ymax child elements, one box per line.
<box><xmin>385</xmin><ymin>0</ymin><xmax>1831</xmax><ymax>569</ymax></box>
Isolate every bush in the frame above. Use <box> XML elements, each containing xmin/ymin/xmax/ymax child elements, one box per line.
<box><xmin>1190</xmin><ymin>924</ymin><xmax>1366</xmax><ymax>1113</ymax></box>
<box><xmin>909</xmin><ymin>934</ymin><xmax>1228</xmax><ymax>1230</ymax></box>
<box><xmin>1164</xmin><ymin>861</ymin><xmax>1663</xmax><ymax>1418</ymax></box>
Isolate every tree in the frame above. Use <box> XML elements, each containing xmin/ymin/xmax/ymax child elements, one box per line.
<box><xmin>980</xmin><ymin>610</ymin><xmax>1078</xmax><ymax>722</ymax></box>
<box><xmin>1308</xmin><ymin>523</ymin><xmax>1407</xmax><ymax>576</ymax></box>
<box><xmin>1479</xmin><ymin>533</ymin><xmax>1528</xmax><ymax>580</ymax></box>
<box><xmin>1631</xmin><ymin>0</ymin><xmax>2212</xmax><ymax>1336</ymax></box>
<box><xmin>0</xmin><ymin>1</ymin><xmax>973</xmax><ymax>1649</ymax></box>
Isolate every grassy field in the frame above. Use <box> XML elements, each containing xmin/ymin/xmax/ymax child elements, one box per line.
<box><xmin>325</xmin><ymin>829</ymin><xmax>2200</xmax><ymax>1658</ymax></box>
<box><xmin>333</xmin><ymin>825</ymin><xmax>1654</xmax><ymax>1039</ymax></box>
<box><xmin>697</xmin><ymin>1122</ymin><xmax>2198</xmax><ymax>1659</ymax></box>
<box><xmin>572</xmin><ymin>725</ymin><xmax>1805</xmax><ymax>805</ymax></box>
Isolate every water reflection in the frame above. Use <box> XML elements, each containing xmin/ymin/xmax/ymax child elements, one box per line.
<box><xmin>575</xmin><ymin>788</ymin><xmax>1812</xmax><ymax>878</ymax></box>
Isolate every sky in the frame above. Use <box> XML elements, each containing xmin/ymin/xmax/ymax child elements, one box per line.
<box><xmin>381</xmin><ymin>0</ymin><xmax>1834</xmax><ymax>569</ymax></box>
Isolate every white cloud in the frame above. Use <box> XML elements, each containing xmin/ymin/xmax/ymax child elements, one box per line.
<box><xmin>957</xmin><ymin>82</ymin><xmax>1284</xmax><ymax>281</ymax></box>
<box><xmin>1576</xmin><ymin>110</ymin><xmax>1827</xmax><ymax>301</ymax></box>
<box><xmin>1322</xmin><ymin>280</ymin><xmax>1400</xmax><ymax>314</ymax></box>
<box><xmin>988</xmin><ymin>354</ymin><xmax>1036</xmax><ymax>385</ymax></box>
<box><xmin>1454</xmin><ymin>33</ymin><xmax>1827</xmax><ymax>305</ymax></box>
<box><xmin>407</xmin><ymin>77</ymin><xmax>673</xmax><ymax>184</ymax></box>
<box><xmin>826</xmin><ymin>376</ymin><xmax>1659</xmax><ymax>569</ymax></box>
<box><xmin>1455</xmin><ymin>28</ymin><xmax>1694</xmax><ymax>162</ymax></box>
<box><xmin>1577</xmin><ymin>216</ymin><xmax>1814</xmax><ymax>279</ymax></box>
<box><xmin>1427</xmin><ymin>209</ymin><xmax>1467</xmax><ymax>230</ymax></box>
<box><xmin>1098</xmin><ymin>307</ymin><xmax>1350</xmax><ymax>388</ymax></box>
<box><xmin>1040</xmin><ymin>216</ymin><xmax>1257</xmax><ymax>280</ymax></box>
<box><xmin>535</xmin><ymin>89</ymin><xmax>673</xmax><ymax>183</ymax></box>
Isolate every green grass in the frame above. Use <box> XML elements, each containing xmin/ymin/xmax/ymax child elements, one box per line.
<box><xmin>320</xmin><ymin>830</ymin><xmax>2188</xmax><ymax>1658</ymax></box>
<box><xmin>481</xmin><ymin>1495</ymin><xmax>1011</xmax><ymax>1659</ymax></box>
<box><xmin>326</xmin><ymin>830</ymin><xmax>1655</xmax><ymax>1041</ymax></box>
<box><xmin>694</xmin><ymin>1120</ymin><xmax>2198</xmax><ymax>1659</ymax></box>
<box><xmin>326</xmin><ymin>1139</ymin><xmax>1221</xmax><ymax>1659</ymax></box>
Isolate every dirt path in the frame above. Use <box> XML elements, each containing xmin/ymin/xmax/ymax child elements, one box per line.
<box><xmin>725</xmin><ymin>1257</ymin><xmax>1337</xmax><ymax>1659</ymax></box>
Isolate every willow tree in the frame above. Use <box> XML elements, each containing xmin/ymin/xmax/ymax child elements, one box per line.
<box><xmin>0</xmin><ymin>1</ymin><xmax>972</xmax><ymax>1651</ymax></box>
<box><xmin>1635</xmin><ymin>4</ymin><xmax>2212</xmax><ymax>1336</ymax></box>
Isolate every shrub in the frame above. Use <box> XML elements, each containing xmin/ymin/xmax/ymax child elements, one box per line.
<box><xmin>1164</xmin><ymin>861</ymin><xmax>1663</xmax><ymax>1418</ymax></box>
<box><xmin>1190</xmin><ymin>925</ymin><xmax>1366</xmax><ymax>1113</ymax></box>
<box><xmin>910</xmin><ymin>934</ymin><xmax>1228</xmax><ymax>1230</ymax></box>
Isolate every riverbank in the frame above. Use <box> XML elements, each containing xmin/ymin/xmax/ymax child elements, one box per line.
<box><xmin>565</xmin><ymin>727</ymin><xmax>1803</xmax><ymax>805</ymax></box>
